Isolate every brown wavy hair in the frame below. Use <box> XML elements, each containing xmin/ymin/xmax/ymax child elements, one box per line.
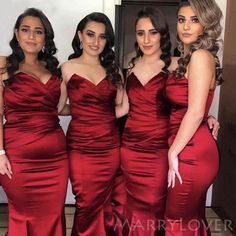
<box><xmin>174</xmin><ymin>0</ymin><xmax>223</xmax><ymax>85</ymax></box>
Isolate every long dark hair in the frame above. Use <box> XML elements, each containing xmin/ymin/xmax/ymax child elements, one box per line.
<box><xmin>5</xmin><ymin>7</ymin><xmax>60</xmax><ymax>85</ymax></box>
<box><xmin>174</xmin><ymin>0</ymin><xmax>223</xmax><ymax>85</ymax></box>
<box><xmin>68</xmin><ymin>12</ymin><xmax>122</xmax><ymax>86</ymax></box>
<box><xmin>129</xmin><ymin>7</ymin><xmax>172</xmax><ymax>75</ymax></box>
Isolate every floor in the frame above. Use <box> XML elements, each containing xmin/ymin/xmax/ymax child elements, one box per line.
<box><xmin>0</xmin><ymin>205</ymin><xmax>233</xmax><ymax>236</ymax></box>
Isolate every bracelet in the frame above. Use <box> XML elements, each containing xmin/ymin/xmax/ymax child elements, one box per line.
<box><xmin>0</xmin><ymin>149</ymin><xmax>6</xmax><ymax>155</ymax></box>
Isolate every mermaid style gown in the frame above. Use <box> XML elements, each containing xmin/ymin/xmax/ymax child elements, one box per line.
<box><xmin>121</xmin><ymin>72</ymin><xmax>169</xmax><ymax>236</ymax></box>
<box><xmin>1</xmin><ymin>72</ymin><xmax>69</xmax><ymax>236</ymax></box>
<box><xmin>164</xmin><ymin>74</ymin><xmax>219</xmax><ymax>236</ymax></box>
<box><xmin>66</xmin><ymin>74</ymin><xmax>122</xmax><ymax>236</ymax></box>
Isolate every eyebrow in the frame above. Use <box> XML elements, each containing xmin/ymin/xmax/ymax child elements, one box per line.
<box><xmin>86</xmin><ymin>29</ymin><xmax>106</xmax><ymax>35</ymax></box>
<box><xmin>86</xmin><ymin>30</ymin><xmax>95</xmax><ymax>33</ymax></box>
<box><xmin>20</xmin><ymin>25</ymin><xmax>44</xmax><ymax>30</ymax></box>
<box><xmin>136</xmin><ymin>28</ymin><xmax>157</xmax><ymax>32</ymax></box>
<box><xmin>178</xmin><ymin>15</ymin><xmax>198</xmax><ymax>19</ymax></box>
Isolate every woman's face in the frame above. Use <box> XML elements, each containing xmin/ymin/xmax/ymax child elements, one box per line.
<box><xmin>78</xmin><ymin>21</ymin><xmax>107</xmax><ymax>57</ymax></box>
<box><xmin>15</xmin><ymin>16</ymin><xmax>45</xmax><ymax>54</ymax></box>
<box><xmin>177</xmin><ymin>6</ymin><xmax>204</xmax><ymax>48</ymax></box>
<box><xmin>135</xmin><ymin>17</ymin><xmax>161</xmax><ymax>56</ymax></box>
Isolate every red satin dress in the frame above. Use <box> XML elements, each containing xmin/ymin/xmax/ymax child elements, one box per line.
<box><xmin>0</xmin><ymin>72</ymin><xmax>69</xmax><ymax>236</ymax></box>
<box><xmin>67</xmin><ymin>74</ymin><xmax>122</xmax><ymax>236</ymax></box>
<box><xmin>164</xmin><ymin>74</ymin><xmax>219</xmax><ymax>236</ymax></box>
<box><xmin>121</xmin><ymin>72</ymin><xmax>169</xmax><ymax>236</ymax></box>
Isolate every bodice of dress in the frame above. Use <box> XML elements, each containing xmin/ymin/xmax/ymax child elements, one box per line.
<box><xmin>165</xmin><ymin>73</ymin><xmax>214</xmax><ymax>139</ymax></box>
<box><xmin>122</xmin><ymin>72</ymin><xmax>169</xmax><ymax>150</ymax></box>
<box><xmin>3</xmin><ymin>72</ymin><xmax>63</xmax><ymax>153</ymax></box>
<box><xmin>4</xmin><ymin>72</ymin><xmax>61</xmax><ymax>130</ymax></box>
<box><xmin>66</xmin><ymin>74</ymin><xmax>120</xmax><ymax>150</ymax></box>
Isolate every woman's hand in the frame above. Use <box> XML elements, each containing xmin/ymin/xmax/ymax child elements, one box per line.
<box><xmin>0</xmin><ymin>155</ymin><xmax>12</xmax><ymax>179</ymax></box>
<box><xmin>207</xmin><ymin>115</ymin><xmax>220</xmax><ymax>140</ymax></box>
<box><xmin>168</xmin><ymin>151</ymin><xmax>182</xmax><ymax>188</ymax></box>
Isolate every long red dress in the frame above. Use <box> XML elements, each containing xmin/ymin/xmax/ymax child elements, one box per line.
<box><xmin>0</xmin><ymin>72</ymin><xmax>69</xmax><ymax>236</ymax></box>
<box><xmin>121</xmin><ymin>72</ymin><xmax>169</xmax><ymax>236</ymax></box>
<box><xmin>66</xmin><ymin>74</ymin><xmax>122</xmax><ymax>236</ymax></box>
<box><xmin>164</xmin><ymin>74</ymin><xmax>219</xmax><ymax>236</ymax></box>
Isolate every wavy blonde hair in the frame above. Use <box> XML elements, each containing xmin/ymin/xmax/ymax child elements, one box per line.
<box><xmin>175</xmin><ymin>0</ymin><xmax>223</xmax><ymax>85</ymax></box>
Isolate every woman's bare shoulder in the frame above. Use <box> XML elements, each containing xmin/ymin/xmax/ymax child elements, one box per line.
<box><xmin>0</xmin><ymin>56</ymin><xmax>9</xmax><ymax>82</ymax></box>
<box><xmin>61</xmin><ymin>59</ymin><xmax>81</xmax><ymax>82</ymax></box>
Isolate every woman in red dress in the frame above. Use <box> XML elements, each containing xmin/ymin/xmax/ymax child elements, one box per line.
<box><xmin>120</xmin><ymin>7</ymin><xmax>171</xmax><ymax>236</ymax></box>
<box><xmin>165</xmin><ymin>0</ymin><xmax>223</xmax><ymax>235</ymax></box>
<box><xmin>0</xmin><ymin>8</ymin><xmax>68</xmax><ymax>236</ymax></box>
<box><xmin>60</xmin><ymin>13</ymin><xmax>128</xmax><ymax>236</ymax></box>
<box><xmin>120</xmin><ymin>7</ymin><xmax>220</xmax><ymax>236</ymax></box>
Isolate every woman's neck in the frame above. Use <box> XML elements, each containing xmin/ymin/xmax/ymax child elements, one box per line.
<box><xmin>183</xmin><ymin>44</ymin><xmax>190</xmax><ymax>56</ymax></box>
<box><xmin>80</xmin><ymin>53</ymin><xmax>100</xmax><ymax>65</ymax></box>
<box><xmin>141</xmin><ymin>51</ymin><xmax>162</xmax><ymax>65</ymax></box>
<box><xmin>23</xmin><ymin>54</ymin><xmax>39</xmax><ymax>66</ymax></box>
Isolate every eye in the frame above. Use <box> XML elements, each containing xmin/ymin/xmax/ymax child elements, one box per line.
<box><xmin>21</xmin><ymin>27</ymin><xmax>28</xmax><ymax>32</ymax></box>
<box><xmin>150</xmin><ymin>30</ymin><xmax>158</xmax><ymax>35</ymax></box>
<box><xmin>192</xmin><ymin>17</ymin><xmax>199</xmax><ymax>23</ymax></box>
<box><xmin>177</xmin><ymin>17</ymin><xmax>185</xmax><ymax>23</ymax></box>
<box><xmin>136</xmin><ymin>31</ymin><xmax>144</xmax><ymax>37</ymax></box>
<box><xmin>86</xmin><ymin>32</ymin><xmax>94</xmax><ymax>37</ymax></box>
<box><xmin>35</xmin><ymin>30</ymin><xmax>44</xmax><ymax>35</ymax></box>
<box><xmin>99</xmin><ymin>35</ymin><xmax>106</xmax><ymax>40</ymax></box>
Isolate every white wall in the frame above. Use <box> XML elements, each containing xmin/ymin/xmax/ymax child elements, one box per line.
<box><xmin>0</xmin><ymin>0</ymin><xmax>228</xmax><ymax>205</ymax></box>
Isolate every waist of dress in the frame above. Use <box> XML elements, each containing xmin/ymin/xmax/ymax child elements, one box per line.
<box><xmin>68</xmin><ymin>117</ymin><xmax>119</xmax><ymax>129</ymax></box>
<box><xmin>169</xmin><ymin>115</ymin><xmax>208</xmax><ymax>135</ymax></box>
<box><xmin>67</xmin><ymin>126</ymin><xmax>120</xmax><ymax>140</ymax></box>
<box><xmin>4</xmin><ymin>127</ymin><xmax>67</xmax><ymax>161</ymax></box>
<box><xmin>70</xmin><ymin>106</ymin><xmax>116</xmax><ymax>116</ymax></box>
<box><xmin>122</xmin><ymin>137</ymin><xmax>168</xmax><ymax>150</ymax></box>
<box><xmin>70</xmin><ymin>114</ymin><xmax>117</xmax><ymax>123</ymax></box>
<box><xmin>67</xmin><ymin>136</ymin><xmax>120</xmax><ymax>152</ymax></box>
<box><xmin>4</xmin><ymin>112</ymin><xmax>60</xmax><ymax>130</ymax></box>
<box><xmin>122</xmin><ymin>117</ymin><xmax>168</xmax><ymax>149</ymax></box>
<box><xmin>124</xmin><ymin>116</ymin><xmax>168</xmax><ymax>132</ymax></box>
<box><xmin>128</xmin><ymin>110</ymin><xmax>169</xmax><ymax>119</ymax></box>
<box><xmin>168</xmin><ymin>121</ymin><xmax>210</xmax><ymax>146</ymax></box>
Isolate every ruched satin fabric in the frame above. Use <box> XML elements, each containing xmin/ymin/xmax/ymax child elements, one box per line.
<box><xmin>121</xmin><ymin>72</ymin><xmax>169</xmax><ymax>236</ymax></box>
<box><xmin>164</xmin><ymin>74</ymin><xmax>219</xmax><ymax>236</ymax></box>
<box><xmin>1</xmin><ymin>72</ymin><xmax>69</xmax><ymax>236</ymax></box>
<box><xmin>67</xmin><ymin>74</ymin><xmax>123</xmax><ymax>236</ymax></box>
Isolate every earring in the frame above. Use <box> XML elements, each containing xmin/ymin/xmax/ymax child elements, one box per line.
<box><xmin>42</xmin><ymin>46</ymin><xmax>45</xmax><ymax>53</ymax></box>
<box><xmin>80</xmin><ymin>42</ymin><xmax>83</xmax><ymax>49</ymax></box>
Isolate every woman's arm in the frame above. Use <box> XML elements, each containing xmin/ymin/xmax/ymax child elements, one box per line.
<box><xmin>60</xmin><ymin>103</ymin><xmax>71</xmax><ymax>116</ymax></box>
<box><xmin>0</xmin><ymin>68</ymin><xmax>12</xmax><ymax>179</ymax></box>
<box><xmin>115</xmin><ymin>87</ymin><xmax>129</xmax><ymax>118</ymax></box>
<box><xmin>57</xmin><ymin>62</ymin><xmax>73</xmax><ymax>116</ymax></box>
<box><xmin>168</xmin><ymin>49</ymin><xmax>215</xmax><ymax>188</ymax></box>
<box><xmin>115</xmin><ymin>71</ymin><xmax>129</xmax><ymax>118</ymax></box>
<box><xmin>57</xmin><ymin>77</ymin><xmax>70</xmax><ymax>115</ymax></box>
